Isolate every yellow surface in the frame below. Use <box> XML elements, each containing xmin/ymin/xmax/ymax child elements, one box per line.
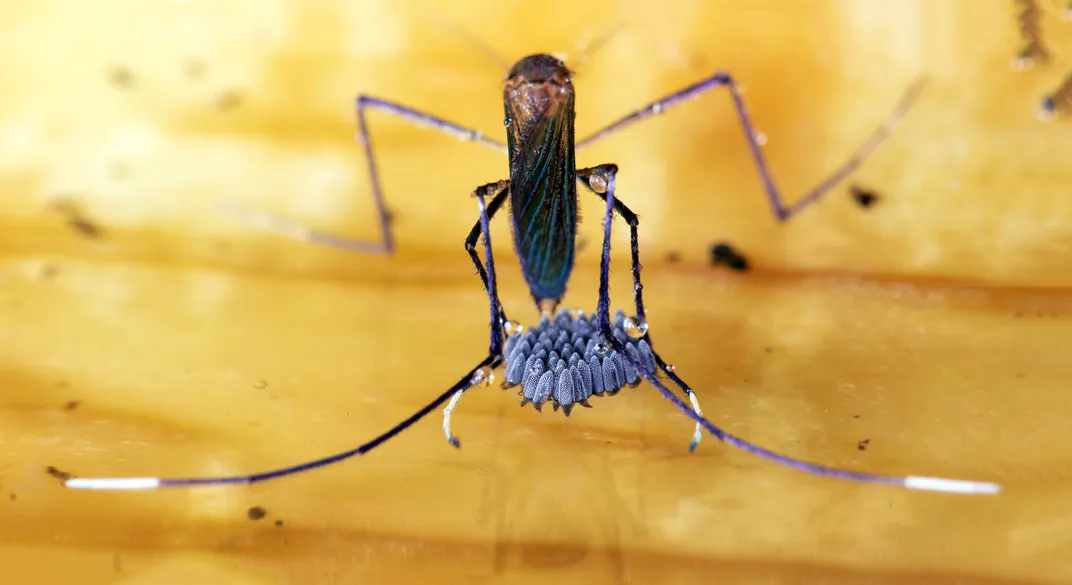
<box><xmin>2</xmin><ymin>1</ymin><xmax>1072</xmax><ymax>583</ymax></box>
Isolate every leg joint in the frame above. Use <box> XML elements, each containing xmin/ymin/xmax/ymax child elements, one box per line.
<box><xmin>471</xmin><ymin>180</ymin><xmax>508</xmax><ymax>199</ymax></box>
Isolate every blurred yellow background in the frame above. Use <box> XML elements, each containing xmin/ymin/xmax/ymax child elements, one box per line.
<box><xmin>2</xmin><ymin>1</ymin><xmax>1072</xmax><ymax>583</ymax></box>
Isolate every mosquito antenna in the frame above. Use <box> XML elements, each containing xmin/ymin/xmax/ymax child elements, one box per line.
<box><xmin>422</xmin><ymin>11</ymin><xmax>511</xmax><ymax>73</ymax></box>
<box><xmin>569</xmin><ymin>19</ymin><xmax>627</xmax><ymax>71</ymax></box>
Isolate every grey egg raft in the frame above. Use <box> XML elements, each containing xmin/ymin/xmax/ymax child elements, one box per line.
<box><xmin>501</xmin><ymin>309</ymin><xmax>658</xmax><ymax>415</ymax></box>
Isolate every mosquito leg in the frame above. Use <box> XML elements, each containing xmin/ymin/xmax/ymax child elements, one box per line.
<box><xmin>577</xmin><ymin>164</ymin><xmax>703</xmax><ymax>451</ymax></box>
<box><xmin>218</xmin><ymin>96</ymin><xmax>508</xmax><ymax>254</ymax></box>
<box><xmin>589</xmin><ymin>164</ymin><xmax>999</xmax><ymax>494</ymax></box>
<box><xmin>444</xmin><ymin>180</ymin><xmax>512</xmax><ymax>446</ymax></box>
<box><xmin>1038</xmin><ymin>72</ymin><xmax>1072</xmax><ymax>122</ymax></box>
<box><xmin>464</xmin><ymin>180</ymin><xmax>511</xmax><ymax>325</ymax></box>
<box><xmin>64</xmin><ymin>184</ymin><xmax>507</xmax><ymax>491</ymax></box>
<box><xmin>575</xmin><ymin>73</ymin><xmax>925</xmax><ymax>222</ymax></box>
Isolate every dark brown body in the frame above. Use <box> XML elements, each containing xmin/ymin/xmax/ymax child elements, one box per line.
<box><xmin>502</xmin><ymin>54</ymin><xmax>578</xmax><ymax>314</ymax></box>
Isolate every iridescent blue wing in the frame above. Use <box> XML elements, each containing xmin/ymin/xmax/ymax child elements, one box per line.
<box><xmin>507</xmin><ymin>96</ymin><xmax>577</xmax><ymax>304</ymax></box>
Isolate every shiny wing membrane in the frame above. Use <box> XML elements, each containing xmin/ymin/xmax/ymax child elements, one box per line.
<box><xmin>508</xmin><ymin>97</ymin><xmax>577</xmax><ymax>302</ymax></box>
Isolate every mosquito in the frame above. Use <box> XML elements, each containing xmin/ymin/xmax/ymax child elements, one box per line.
<box><xmin>64</xmin><ymin>38</ymin><xmax>1000</xmax><ymax>495</ymax></box>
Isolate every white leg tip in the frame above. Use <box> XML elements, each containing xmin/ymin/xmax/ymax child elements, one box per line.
<box><xmin>687</xmin><ymin>428</ymin><xmax>702</xmax><ymax>452</ymax></box>
<box><xmin>65</xmin><ymin>477</ymin><xmax>161</xmax><ymax>490</ymax></box>
<box><xmin>687</xmin><ymin>391</ymin><xmax>703</xmax><ymax>451</ymax></box>
<box><xmin>904</xmin><ymin>476</ymin><xmax>1001</xmax><ymax>495</ymax></box>
<box><xmin>442</xmin><ymin>388</ymin><xmax>466</xmax><ymax>448</ymax></box>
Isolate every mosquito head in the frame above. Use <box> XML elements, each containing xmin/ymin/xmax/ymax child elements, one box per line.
<box><xmin>507</xmin><ymin>54</ymin><xmax>573</xmax><ymax>87</ymax></box>
<box><xmin>500</xmin><ymin>308</ymin><xmax>657</xmax><ymax>416</ymax></box>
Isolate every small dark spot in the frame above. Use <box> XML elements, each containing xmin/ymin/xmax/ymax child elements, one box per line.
<box><xmin>274</xmin><ymin>519</ymin><xmax>284</xmax><ymax>528</ymax></box>
<box><xmin>35</xmin><ymin>262</ymin><xmax>58</xmax><ymax>280</ymax></box>
<box><xmin>64</xmin><ymin>400</ymin><xmax>80</xmax><ymax>411</ymax></box>
<box><xmin>253</xmin><ymin>380</ymin><xmax>267</xmax><ymax>389</ymax></box>
<box><xmin>710</xmin><ymin>242</ymin><xmax>749</xmax><ymax>272</ymax></box>
<box><xmin>247</xmin><ymin>506</ymin><xmax>267</xmax><ymax>521</ymax></box>
<box><xmin>70</xmin><ymin>216</ymin><xmax>102</xmax><ymax>236</ymax></box>
<box><xmin>857</xmin><ymin>438</ymin><xmax>870</xmax><ymax>451</ymax></box>
<box><xmin>185</xmin><ymin>59</ymin><xmax>205</xmax><ymax>79</ymax></box>
<box><xmin>1016</xmin><ymin>372</ymin><xmax>1025</xmax><ymax>379</ymax></box>
<box><xmin>45</xmin><ymin>466</ymin><xmax>72</xmax><ymax>482</ymax></box>
<box><xmin>665</xmin><ymin>251</ymin><xmax>682</xmax><ymax>263</ymax></box>
<box><xmin>764</xmin><ymin>347</ymin><xmax>772</xmax><ymax>353</ymax></box>
<box><xmin>108</xmin><ymin>66</ymin><xmax>134</xmax><ymax>89</ymax></box>
<box><xmin>576</xmin><ymin>236</ymin><xmax>588</xmax><ymax>253</ymax></box>
<box><xmin>8</xmin><ymin>493</ymin><xmax>16</xmax><ymax>502</ymax></box>
<box><xmin>852</xmin><ymin>414</ymin><xmax>861</xmax><ymax>419</ymax></box>
<box><xmin>69</xmin><ymin>218</ymin><xmax>102</xmax><ymax>238</ymax></box>
<box><xmin>217</xmin><ymin>90</ymin><xmax>245</xmax><ymax>112</ymax></box>
<box><xmin>849</xmin><ymin>184</ymin><xmax>879</xmax><ymax>209</ymax></box>
<box><xmin>50</xmin><ymin>199</ymin><xmax>103</xmax><ymax>239</ymax></box>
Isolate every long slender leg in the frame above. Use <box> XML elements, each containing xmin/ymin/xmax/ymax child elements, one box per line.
<box><xmin>218</xmin><ymin>95</ymin><xmax>508</xmax><ymax>254</ymax></box>
<box><xmin>577</xmin><ymin>164</ymin><xmax>703</xmax><ymax>451</ymax></box>
<box><xmin>589</xmin><ymin>167</ymin><xmax>999</xmax><ymax>494</ymax></box>
<box><xmin>465</xmin><ymin>180</ymin><xmax>511</xmax><ymax>325</ymax></box>
<box><xmin>64</xmin><ymin>186</ymin><xmax>507</xmax><ymax>491</ymax></box>
<box><xmin>444</xmin><ymin>181</ymin><xmax>511</xmax><ymax>446</ymax></box>
<box><xmin>575</xmin><ymin>73</ymin><xmax>925</xmax><ymax>222</ymax></box>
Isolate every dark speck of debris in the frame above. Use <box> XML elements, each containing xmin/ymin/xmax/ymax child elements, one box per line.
<box><xmin>108</xmin><ymin>66</ymin><xmax>134</xmax><ymax>89</ymax></box>
<box><xmin>710</xmin><ymin>242</ymin><xmax>749</xmax><ymax>272</ymax></box>
<box><xmin>849</xmin><ymin>184</ymin><xmax>879</xmax><ymax>209</ymax></box>
<box><xmin>217</xmin><ymin>90</ymin><xmax>245</xmax><ymax>112</ymax></box>
<box><xmin>852</xmin><ymin>414</ymin><xmax>861</xmax><ymax>419</ymax></box>
<box><xmin>857</xmin><ymin>438</ymin><xmax>871</xmax><ymax>451</ymax></box>
<box><xmin>764</xmin><ymin>347</ymin><xmax>773</xmax><ymax>353</ymax></box>
<box><xmin>8</xmin><ymin>493</ymin><xmax>15</xmax><ymax>502</ymax></box>
<box><xmin>50</xmin><ymin>199</ymin><xmax>103</xmax><ymax>239</ymax></box>
<box><xmin>35</xmin><ymin>262</ymin><xmax>58</xmax><ymax>280</ymax></box>
<box><xmin>665</xmin><ymin>251</ymin><xmax>682</xmax><ymax>263</ymax></box>
<box><xmin>45</xmin><ymin>466</ymin><xmax>72</xmax><ymax>482</ymax></box>
<box><xmin>69</xmin><ymin>218</ymin><xmax>102</xmax><ymax>238</ymax></box>
<box><xmin>274</xmin><ymin>520</ymin><xmax>284</xmax><ymax>528</ymax></box>
<box><xmin>64</xmin><ymin>400</ymin><xmax>80</xmax><ymax>411</ymax></box>
<box><xmin>247</xmin><ymin>506</ymin><xmax>267</xmax><ymax>521</ymax></box>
